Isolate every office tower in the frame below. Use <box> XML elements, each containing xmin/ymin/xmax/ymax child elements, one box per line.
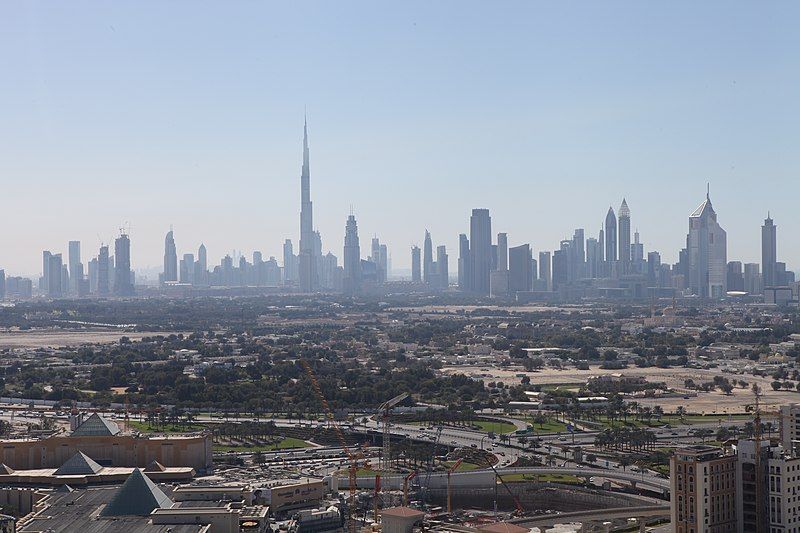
<box><xmin>530</xmin><ymin>256</ymin><xmax>538</xmax><ymax>287</ymax></box>
<box><xmin>539</xmin><ymin>251</ymin><xmax>551</xmax><ymax>291</ymax></box>
<box><xmin>469</xmin><ymin>208</ymin><xmax>492</xmax><ymax>294</ymax></box>
<box><xmin>618</xmin><ymin>199</ymin><xmax>631</xmax><ymax>274</ymax></box>
<box><xmin>163</xmin><ymin>230</ymin><xmax>178</xmax><ymax>283</ymax></box>
<box><xmin>631</xmin><ymin>230</ymin><xmax>644</xmax><ymax>274</ymax></box>
<box><xmin>41</xmin><ymin>251</ymin><xmax>63</xmax><ymax>298</ymax></box>
<box><xmin>68</xmin><ymin>240</ymin><xmax>83</xmax><ymax>295</ymax></box>
<box><xmin>647</xmin><ymin>252</ymin><xmax>662</xmax><ymax>286</ymax></box>
<box><xmin>423</xmin><ymin>230</ymin><xmax>433</xmax><ymax>284</ymax></box>
<box><xmin>180</xmin><ymin>253</ymin><xmax>194</xmax><ymax>284</ymax></box>
<box><xmin>598</xmin><ymin>227</ymin><xmax>605</xmax><ymax>264</ymax></box>
<box><xmin>342</xmin><ymin>215</ymin><xmax>361</xmax><ymax>294</ymax></box>
<box><xmin>496</xmin><ymin>233</ymin><xmax>508</xmax><ymax>271</ymax></box>
<box><xmin>97</xmin><ymin>246</ymin><xmax>110</xmax><ymax>295</ymax></box>
<box><xmin>114</xmin><ymin>232</ymin><xmax>133</xmax><ymax>296</ymax></box>
<box><xmin>687</xmin><ymin>190</ymin><xmax>727</xmax><ymax>298</ymax></box>
<box><xmin>586</xmin><ymin>238</ymin><xmax>599</xmax><ymax>278</ymax></box>
<box><xmin>552</xmin><ymin>244</ymin><xmax>569</xmax><ymax>291</ymax></box>
<box><xmin>88</xmin><ymin>258</ymin><xmax>98</xmax><ymax>293</ymax></box>
<box><xmin>283</xmin><ymin>239</ymin><xmax>295</xmax><ymax>282</ymax></box>
<box><xmin>193</xmin><ymin>243</ymin><xmax>207</xmax><ymax>286</ymax></box>
<box><xmin>735</xmin><ymin>439</ymin><xmax>769</xmax><ymax>532</ymax></box>
<box><xmin>508</xmin><ymin>244</ymin><xmax>532</xmax><ymax>294</ymax></box>
<box><xmin>670</xmin><ymin>446</ymin><xmax>737</xmax><ymax>532</ymax></box>
<box><xmin>379</xmin><ymin>244</ymin><xmax>388</xmax><ymax>281</ymax></box>
<box><xmin>370</xmin><ymin>238</ymin><xmax>387</xmax><ymax>283</ymax></box>
<box><xmin>727</xmin><ymin>261</ymin><xmax>744</xmax><ymax>292</ymax></box>
<box><xmin>572</xmin><ymin>228</ymin><xmax>585</xmax><ymax>278</ymax></box>
<box><xmin>197</xmin><ymin>244</ymin><xmax>207</xmax><ymax>273</ymax></box>
<box><xmin>457</xmin><ymin>234</ymin><xmax>470</xmax><ymax>290</ymax></box>
<box><xmin>298</xmin><ymin>117</ymin><xmax>319</xmax><ymax>292</ymax></box>
<box><xmin>604</xmin><ymin>206</ymin><xmax>617</xmax><ymax>267</ymax></box>
<box><xmin>762</xmin><ymin>214</ymin><xmax>777</xmax><ymax>290</ymax></box>
<box><xmin>436</xmin><ymin>245</ymin><xmax>448</xmax><ymax>289</ymax></box>
<box><xmin>411</xmin><ymin>246</ymin><xmax>421</xmax><ymax>282</ymax></box>
<box><xmin>0</xmin><ymin>270</ymin><xmax>4</xmax><ymax>300</ymax></box>
<box><xmin>744</xmin><ymin>263</ymin><xmax>761</xmax><ymax>295</ymax></box>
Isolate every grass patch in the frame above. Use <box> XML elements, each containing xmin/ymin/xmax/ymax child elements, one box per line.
<box><xmin>520</xmin><ymin>418</ymin><xmax>568</xmax><ymax>433</ymax></box>
<box><xmin>444</xmin><ymin>461</ymin><xmax>481</xmax><ymax>472</ymax></box>
<box><xmin>127</xmin><ymin>420</ymin><xmax>206</xmax><ymax>433</ymax></box>
<box><xmin>409</xmin><ymin>419</ymin><xmax>516</xmax><ymax>434</ymax></box>
<box><xmin>213</xmin><ymin>437</ymin><xmax>311</xmax><ymax>453</ymax></box>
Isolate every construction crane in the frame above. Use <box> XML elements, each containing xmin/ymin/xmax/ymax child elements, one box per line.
<box><xmin>300</xmin><ymin>359</ymin><xmax>362</xmax><ymax>533</ymax></box>
<box><xmin>402</xmin><ymin>471</ymin><xmax>417</xmax><ymax>506</ymax></box>
<box><xmin>421</xmin><ymin>425</ymin><xmax>443</xmax><ymax>503</ymax></box>
<box><xmin>487</xmin><ymin>458</ymin><xmax>525</xmax><ymax>515</ymax></box>
<box><xmin>378</xmin><ymin>393</ymin><xmax>409</xmax><ymax>471</ymax></box>
<box><xmin>446</xmin><ymin>458</ymin><xmax>463</xmax><ymax>514</ymax></box>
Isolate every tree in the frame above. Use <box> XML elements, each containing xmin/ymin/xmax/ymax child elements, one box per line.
<box><xmin>772</xmin><ymin>380</ymin><xmax>783</xmax><ymax>391</ymax></box>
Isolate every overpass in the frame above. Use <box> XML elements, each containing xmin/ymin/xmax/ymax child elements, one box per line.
<box><xmin>510</xmin><ymin>504</ymin><xmax>670</xmax><ymax>529</ymax></box>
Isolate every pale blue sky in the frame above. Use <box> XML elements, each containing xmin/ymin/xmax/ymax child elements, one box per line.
<box><xmin>1</xmin><ymin>2</ymin><xmax>798</xmax><ymax>276</ymax></box>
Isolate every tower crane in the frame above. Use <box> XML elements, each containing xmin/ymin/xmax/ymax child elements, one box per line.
<box><xmin>300</xmin><ymin>360</ymin><xmax>364</xmax><ymax>533</ymax></box>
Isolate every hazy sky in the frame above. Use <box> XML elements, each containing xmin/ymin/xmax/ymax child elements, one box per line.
<box><xmin>1</xmin><ymin>2</ymin><xmax>798</xmax><ymax>277</ymax></box>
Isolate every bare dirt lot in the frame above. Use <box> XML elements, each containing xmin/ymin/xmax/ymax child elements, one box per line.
<box><xmin>441</xmin><ymin>364</ymin><xmax>799</xmax><ymax>415</ymax></box>
<box><xmin>0</xmin><ymin>329</ymin><xmax>178</xmax><ymax>349</ymax></box>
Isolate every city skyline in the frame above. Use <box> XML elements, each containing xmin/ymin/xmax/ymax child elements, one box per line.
<box><xmin>1</xmin><ymin>3</ymin><xmax>799</xmax><ymax>275</ymax></box>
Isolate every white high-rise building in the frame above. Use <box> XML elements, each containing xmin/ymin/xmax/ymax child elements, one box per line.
<box><xmin>688</xmin><ymin>190</ymin><xmax>727</xmax><ymax>298</ymax></box>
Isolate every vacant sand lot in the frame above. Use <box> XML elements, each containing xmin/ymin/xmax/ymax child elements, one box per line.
<box><xmin>441</xmin><ymin>364</ymin><xmax>799</xmax><ymax>415</ymax></box>
<box><xmin>0</xmin><ymin>330</ymin><xmax>177</xmax><ymax>349</ymax></box>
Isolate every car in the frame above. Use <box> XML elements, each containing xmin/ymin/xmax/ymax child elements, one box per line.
<box><xmin>470</xmin><ymin>444</ymin><xmax>477</xmax><ymax>448</ymax></box>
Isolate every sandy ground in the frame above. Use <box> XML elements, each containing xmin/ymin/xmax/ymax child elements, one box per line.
<box><xmin>441</xmin><ymin>364</ymin><xmax>799</xmax><ymax>415</ymax></box>
<box><xmin>0</xmin><ymin>330</ymin><xmax>178</xmax><ymax>349</ymax></box>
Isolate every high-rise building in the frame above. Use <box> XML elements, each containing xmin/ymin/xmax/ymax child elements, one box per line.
<box><xmin>283</xmin><ymin>239</ymin><xmax>295</xmax><ymax>283</ymax></box>
<box><xmin>41</xmin><ymin>251</ymin><xmax>63</xmax><ymax>298</ymax></box>
<box><xmin>88</xmin><ymin>258</ymin><xmax>98</xmax><ymax>294</ymax></box>
<box><xmin>342</xmin><ymin>215</ymin><xmax>361</xmax><ymax>294</ymax></box>
<box><xmin>618</xmin><ymin>199</ymin><xmax>631</xmax><ymax>274</ymax></box>
<box><xmin>539</xmin><ymin>251</ymin><xmax>551</xmax><ymax>291</ymax></box>
<box><xmin>604</xmin><ymin>207</ymin><xmax>617</xmax><ymax>277</ymax></box>
<box><xmin>98</xmin><ymin>245</ymin><xmax>110</xmax><ymax>296</ymax></box>
<box><xmin>572</xmin><ymin>228</ymin><xmax>585</xmax><ymax>278</ymax></box>
<box><xmin>586</xmin><ymin>238</ymin><xmax>600</xmax><ymax>278</ymax></box>
<box><xmin>0</xmin><ymin>270</ymin><xmax>4</xmax><ymax>300</ymax></box>
<box><xmin>457</xmin><ymin>234</ymin><xmax>470</xmax><ymax>290</ymax></box>
<box><xmin>163</xmin><ymin>230</ymin><xmax>178</xmax><ymax>283</ymax></box>
<box><xmin>114</xmin><ymin>233</ymin><xmax>133</xmax><ymax>296</ymax></box>
<box><xmin>762</xmin><ymin>214</ymin><xmax>777</xmax><ymax>290</ymax></box>
<box><xmin>469</xmin><ymin>209</ymin><xmax>492</xmax><ymax>295</ymax></box>
<box><xmin>68</xmin><ymin>240</ymin><xmax>83</xmax><ymax>295</ymax></box>
<box><xmin>631</xmin><ymin>230</ymin><xmax>644</xmax><ymax>273</ymax></box>
<box><xmin>180</xmin><ymin>253</ymin><xmax>194</xmax><ymax>284</ymax></box>
<box><xmin>687</xmin><ymin>190</ymin><xmax>727</xmax><ymax>298</ymax></box>
<box><xmin>299</xmin><ymin>117</ymin><xmax>319</xmax><ymax>292</ymax></box>
<box><xmin>670</xmin><ymin>445</ymin><xmax>737</xmax><ymax>533</ymax></box>
<box><xmin>647</xmin><ymin>252</ymin><xmax>662</xmax><ymax>286</ymax></box>
<box><xmin>744</xmin><ymin>263</ymin><xmax>761</xmax><ymax>295</ymax></box>
<box><xmin>509</xmin><ymin>244</ymin><xmax>532</xmax><ymax>294</ymax></box>
<box><xmin>496</xmin><ymin>233</ymin><xmax>508</xmax><ymax>272</ymax></box>
<box><xmin>411</xmin><ymin>246</ymin><xmax>421</xmax><ymax>283</ymax></box>
<box><xmin>727</xmin><ymin>261</ymin><xmax>744</xmax><ymax>292</ymax></box>
<box><xmin>436</xmin><ymin>245</ymin><xmax>448</xmax><ymax>289</ymax></box>
<box><xmin>423</xmin><ymin>230</ymin><xmax>433</xmax><ymax>284</ymax></box>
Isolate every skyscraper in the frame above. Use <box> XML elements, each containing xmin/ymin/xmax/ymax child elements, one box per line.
<box><xmin>68</xmin><ymin>240</ymin><xmax>83</xmax><ymax>295</ymax></box>
<box><xmin>457</xmin><ymin>234</ymin><xmax>470</xmax><ymax>290</ymax></box>
<box><xmin>539</xmin><ymin>251</ymin><xmax>551</xmax><ymax>291</ymax></box>
<box><xmin>342</xmin><ymin>215</ymin><xmax>361</xmax><ymax>294</ymax></box>
<box><xmin>509</xmin><ymin>244</ymin><xmax>532</xmax><ymax>293</ymax></box>
<box><xmin>762</xmin><ymin>214</ymin><xmax>777</xmax><ymax>290</ymax></box>
<box><xmin>687</xmin><ymin>190</ymin><xmax>727</xmax><ymax>298</ymax></box>
<box><xmin>436</xmin><ymin>245</ymin><xmax>448</xmax><ymax>289</ymax></box>
<box><xmin>469</xmin><ymin>209</ymin><xmax>492</xmax><ymax>295</ymax></box>
<box><xmin>114</xmin><ymin>232</ymin><xmax>133</xmax><ymax>296</ymax></box>
<box><xmin>299</xmin><ymin>117</ymin><xmax>319</xmax><ymax>292</ymax></box>
<box><xmin>411</xmin><ymin>246</ymin><xmax>421</xmax><ymax>282</ymax></box>
<box><xmin>283</xmin><ymin>239</ymin><xmax>296</xmax><ymax>283</ymax></box>
<box><xmin>618</xmin><ymin>199</ymin><xmax>631</xmax><ymax>274</ymax></box>
<box><xmin>496</xmin><ymin>233</ymin><xmax>508</xmax><ymax>271</ymax></box>
<box><xmin>163</xmin><ymin>230</ymin><xmax>178</xmax><ymax>283</ymax></box>
<box><xmin>604</xmin><ymin>207</ymin><xmax>617</xmax><ymax>272</ymax></box>
<box><xmin>586</xmin><ymin>238</ymin><xmax>600</xmax><ymax>278</ymax></box>
<box><xmin>98</xmin><ymin>245</ymin><xmax>110</xmax><ymax>295</ymax></box>
<box><xmin>423</xmin><ymin>230</ymin><xmax>433</xmax><ymax>284</ymax></box>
